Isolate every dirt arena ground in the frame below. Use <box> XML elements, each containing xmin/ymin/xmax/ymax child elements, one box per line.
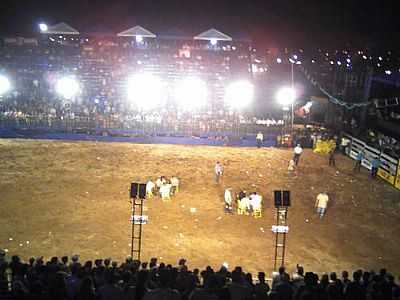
<box><xmin>0</xmin><ymin>138</ymin><xmax>399</xmax><ymax>275</ymax></box>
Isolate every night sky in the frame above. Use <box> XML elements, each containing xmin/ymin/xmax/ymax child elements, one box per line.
<box><xmin>1</xmin><ymin>0</ymin><xmax>399</xmax><ymax>49</ymax></box>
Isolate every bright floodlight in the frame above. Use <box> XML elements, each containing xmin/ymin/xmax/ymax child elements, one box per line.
<box><xmin>0</xmin><ymin>75</ymin><xmax>11</xmax><ymax>96</ymax></box>
<box><xmin>276</xmin><ymin>87</ymin><xmax>296</xmax><ymax>106</ymax></box>
<box><xmin>174</xmin><ymin>78</ymin><xmax>207</xmax><ymax>110</ymax></box>
<box><xmin>135</xmin><ymin>35</ymin><xmax>143</xmax><ymax>43</ymax></box>
<box><xmin>224</xmin><ymin>80</ymin><xmax>254</xmax><ymax>109</ymax></box>
<box><xmin>55</xmin><ymin>77</ymin><xmax>80</xmax><ymax>99</ymax></box>
<box><xmin>127</xmin><ymin>74</ymin><xmax>165</xmax><ymax>110</ymax></box>
<box><xmin>39</xmin><ymin>23</ymin><xmax>48</xmax><ymax>32</ymax></box>
<box><xmin>210</xmin><ymin>38</ymin><xmax>218</xmax><ymax>46</ymax></box>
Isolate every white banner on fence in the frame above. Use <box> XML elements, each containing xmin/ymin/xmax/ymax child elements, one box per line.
<box><xmin>131</xmin><ymin>215</ymin><xmax>148</xmax><ymax>224</ymax></box>
<box><xmin>271</xmin><ymin>225</ymin><xmax>289</xmax><ymax>233</ymax></box>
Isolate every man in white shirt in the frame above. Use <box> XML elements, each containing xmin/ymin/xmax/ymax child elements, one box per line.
<box><xmin>214</xmin><ymin>161</ymin><xmax>223</xmax><ymax>183</ymax></box>
<box><xmin>256</xmin><ymin>132</ymin><xmax>264</xmax><ymax>148</ymax></box>
<box><xmin>340</xmin><ymin>137</ymin><xmax>350</xmax><ymax>155</ymax></box>
<box><xmin>155</xmin><ymin>177</ymin><xmax>163</xmax><ymax>195</ymax></box>
<box><xmin>224</xmin><ymin>188</ymin><xmax>233</xmax><ymax>213</ymax></box>
<box><xmin>160</xmin><ymin>184</ymin><xmax>172</xmax><ymax>201</ymax></box>
<box><xmin>293</xmin><ymin>144</ymin><xmax>303</xmax><ymax>166</ymax></box>
<box><xmin>239</xmin><ymin>196</ymin><xmax>251</xmax><ymax>214</ymax></box>
<box><xmin>170</xmin><ymin>176</ymin><xmax>180</xmax><ymax>195</ymax></box>
<box><xmin>146</xmin><ymin>180</ymin><xmax>155</xmax><ymax>198</ymax></box>
<box><xmin>250</xmin><ymin>193</ymin><xmax>262</xmax><ymax>211</ymax></box>
<box><xmin>315</xmin><ymin>192</ymin><xmax>329</xmax><ymax>219</ymax></box>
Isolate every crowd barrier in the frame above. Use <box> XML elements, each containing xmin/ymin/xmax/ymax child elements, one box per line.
<box><xmin>0</xmin><ymin>128</ymin><xmax>278</xmax><ymax>148</ymax></box>
<box><xmin>343</xmin><ymin>133</ymin><xmax>400</xmax><ymax>190</ymax></box>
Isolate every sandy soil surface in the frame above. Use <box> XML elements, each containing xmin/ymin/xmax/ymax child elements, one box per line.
<box><xmin>0</xmin><ymin>139</ymin><xmax>399</xmax><ymax>275</ymax></box>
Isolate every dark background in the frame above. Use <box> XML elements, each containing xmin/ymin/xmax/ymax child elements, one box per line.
<box><xmin>0</xmin><ymin>0</ymin><xmax>399</xmax><ymax>49</ymax></box>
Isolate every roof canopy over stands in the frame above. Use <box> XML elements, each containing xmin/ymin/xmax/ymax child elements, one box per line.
<box><xmin>117</xmin><ymin>25</ymin><xmax>156</xmax><ymax>38</ymax></box>
<box><xmin>42</xmin><ymin>22</ymin><xmax>80</xmax><ymax>35</ymax></box>
<box><xmin>194</xmin><ymin>28</ymin><xmax>232</xmax><ymax>41</ymax></box>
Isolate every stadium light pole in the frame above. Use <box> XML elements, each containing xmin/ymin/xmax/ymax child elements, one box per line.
<box><xmin>288</xmin><ymin>58</ymin><xmax>296</xmax><ymax>130</ymax></box>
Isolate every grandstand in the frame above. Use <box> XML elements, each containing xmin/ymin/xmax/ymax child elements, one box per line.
<box><xmin>0</xmin><ymin>23</ymin><xmax>400</xmax><ymax>154</ymax></box>
<box><xmin>0</xmin><ymin>24</ymin><xmax>254</xmax><ymax>136</ymax></box>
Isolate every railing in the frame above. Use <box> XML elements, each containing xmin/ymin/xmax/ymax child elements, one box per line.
<box><xmin>344</xmin><ymin>133</ymin><xmax>400</xmax><ymax>190</ymax></box>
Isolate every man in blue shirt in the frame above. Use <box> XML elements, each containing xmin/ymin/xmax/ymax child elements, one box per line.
<box><xmin>370</xmin><ymin>157</ymin><xmax>382</xmax><ymax>178</ymax></box>
<box><xmin>353</xmin><ymin>150</ymin><xmax>364</xmax><ymax>172</ymax></box>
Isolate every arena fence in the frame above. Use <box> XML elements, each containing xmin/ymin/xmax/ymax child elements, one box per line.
<box><xmin>344</xmin><ymin>133</ymin><xmax>400</xmax><ymax>190</ymax></box>
<box><xmin>0</xmin><ymin>116</ymin><xmax>281</xmax><ymax>147</ymax></box>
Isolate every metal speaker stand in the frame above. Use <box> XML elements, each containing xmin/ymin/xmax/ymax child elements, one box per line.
<box><xmin>273</xmin><ymin>206</ymin><xmax>289</xmax><ymax>270</ymax></box>
<box><xmin>130</xmin><ymin>183</ymin><xmax>147</xmax><ymax>260</ymax></box>
<box><xmin>272</xmin><ymin>190</ymin><xmax>291</xmax><ymax>270</ymax></box>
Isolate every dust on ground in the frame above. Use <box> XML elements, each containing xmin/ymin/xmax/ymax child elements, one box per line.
<box><xmin>0</xmin><ymin>139</ymin><xmax>399</xmax><ymax>275</ymax></box>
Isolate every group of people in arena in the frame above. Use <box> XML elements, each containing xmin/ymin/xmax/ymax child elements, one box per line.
<box><xmin>0</xmin><ymin>252</ymin><xmax>399</xmax><ymax>300</ymax></box>
<box><xmin>146</xmin><ymin>176</ymin><xmax>180</xmax><ymax>201</ymax></box>
<box><xmin>224</xmin><ymin>189</ymin><xmax>263</xmax><ymax>217</ymax></box>
<box><xmin>215</xmin><ymin>161</ymin><xmax>264</xmax><ymax>217</ymax></box>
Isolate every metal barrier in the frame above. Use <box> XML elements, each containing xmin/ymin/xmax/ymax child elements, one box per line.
<box><xmin>344</xmin><ymin>133</ymin><xmax>400</xmax><ymax>190</ymax></box>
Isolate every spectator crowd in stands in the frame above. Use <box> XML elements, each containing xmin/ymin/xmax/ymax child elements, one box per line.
<box><xmin>1</xmin><ymin>251</ymin><xmax>399</xmax><ymax>300</ymax></box>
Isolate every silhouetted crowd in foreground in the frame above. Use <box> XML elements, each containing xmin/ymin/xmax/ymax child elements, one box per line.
<box><xmin>1</xmin><ymin>253</ymin><xmax>400</xmax><ymax>300</ymax></box>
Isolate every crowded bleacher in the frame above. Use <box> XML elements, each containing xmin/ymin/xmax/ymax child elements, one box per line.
<box><xmin>0</xmin><ymin>251</ymin><xmax>399</xmax><ymax>300</ymax></box>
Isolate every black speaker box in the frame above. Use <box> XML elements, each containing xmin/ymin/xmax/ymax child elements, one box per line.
<box><xmin>138</xmin><ymin>183</ymin><xmax>146</xmax><ymax>199</ymax></box>
<box><xmin>274</xmin><ymin>190</ymin><xmax>282</xmax><ymax>207</ymax></box>
<box><xmin>283</xmin><ymin>191</ymin><xmax>291</xmax><ymax>207</ymax></box>
<box><xmin>130</xmin><ymin>183</ymin><xmax>139</xmax><ymax>198</ymax></box>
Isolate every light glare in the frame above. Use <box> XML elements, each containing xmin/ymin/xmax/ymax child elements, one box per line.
<box><xmin>174</xmin><ymin>78</ymin><xmax>207</xmax><ymax>110</ymax></box>
<box><xmin>127</xmin><ymin>74</ymin><xmax>165</xmax><ymax>110</ymax></box>
<box><xmin>225</xmin><ymin>80</ymin><xmax>254</xmax><ymax>109</ymax></box>
<box><xmin>39</xmin><ymin>23</ymin><xmax>48</xmax><ymax>32</ymax></box>
<box><xmin>0</xmin><ymin>75</ymin><xmax>11</xmax><ymax>96</ymax></box>
<box><xmin>135</xmin><ymin>35</ymin><xmax>143</xmax><ymax>43</ymax></box>
<box><xmin>55</xmin><ymin>77</ymin><xmax>80</xmax><ymax>99</ymax></box>
<box><xmin>276</xmin><ymin>87</ymin><xmax>296</xmax><ymax>106</ymax></box>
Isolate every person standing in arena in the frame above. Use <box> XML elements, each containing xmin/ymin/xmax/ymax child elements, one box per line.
<box><xmin>340</xmin><ymin>136</ymin><xmax>350</xmax><ymax>155</ymax></box>
<box><xmin>256</xmin><ymin>131</ymin><xmax>264</xmax><ymax>148</ymax></box>
<box><xmin>293</xmin><ymin>144</ymin><xmax>303</xmax><ymax>166</ymax></box>
<box><xmin>315</xmin><ymin>192</ymin><xmax>329</xmax><ymax>219</ymax></box>
<box><xmin>329</xmin><ymin>148</ymin><xmax>336</xmax><ymax>167</ymax></box>
<box><xmin>224</xmin><ymin>188</ymin><xmax>233</xmax><ymax>213</ymax></box>
<box><xmin>370</xmin><ymin>157</ymin><xmax>382</xmax><ymax>179</ymax></box>
<box><xmin>214</xmin><ymin>161</ymin><xmax>223</xmax><ymax>183</ymax></box>
<box><xmin>353</xmin><ymin>150</ymin><xmax>364</xmax><ymax>172</ymax></box>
